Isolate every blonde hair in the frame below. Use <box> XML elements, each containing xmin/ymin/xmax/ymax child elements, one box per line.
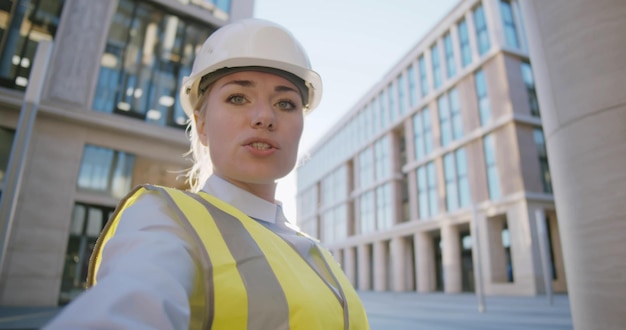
<box><xmin>184</xmin><ymin>89</ymin><xmax>212</xmax><ymax>193</ymax></box>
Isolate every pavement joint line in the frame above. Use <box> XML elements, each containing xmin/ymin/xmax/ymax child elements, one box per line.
<box><xmin>0</xmin><ymin>311</ymin><xmax>56</xmax><ymax>324</ymax></box>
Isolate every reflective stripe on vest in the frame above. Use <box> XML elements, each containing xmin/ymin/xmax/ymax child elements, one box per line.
<box><xmin>89</xmin><ymin>185</ymin><xmax>370</xmax><ymax>330</ymax></box>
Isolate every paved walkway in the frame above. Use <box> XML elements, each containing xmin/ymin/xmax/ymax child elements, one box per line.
<box><xmin>360</xmin><ymin>291</ymin><xmax>572</xmax><ymax>330</ymax></box>
<box><xmin>0</xmin><ymin>292</ymin><xmax>572</xmax><ymax>329</ymax></box>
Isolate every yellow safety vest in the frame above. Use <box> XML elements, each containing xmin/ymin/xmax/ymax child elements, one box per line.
<box><xmin>88</xmin><ymin>185</ymin><xmax>370</xmax><ymax>330</ymax></box>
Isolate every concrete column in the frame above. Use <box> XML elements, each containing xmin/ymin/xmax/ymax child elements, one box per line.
<box><xmin>520</xmin><ymin>1</ymin><xmax>626</xmax><ymax>328</ymax></box>
<box><xmin>373</xmin><ymin>241</ymin><xmax>387</xmax><ymax>291</ymax></box>
<box><xmin>415</xmin><ymin>232</ymin><xmax>434</xmax><ymax>292</ymax></box>
<box><xmin>442</xmin><ymin>224</ymin><xmax>462</xmax><ymax>293</ymax></box>
<box><xmin>344</xmin><ymin>247</ymin><xmax>356</xmax><ymax>287</ymax></box>
<box><xmin>390</xmin><ymin>237</ymin><xmax>406</xmax><ymax>292</ymax></box>
<box><xmin>357</xmin><ymin>244</ymin><xmax>371</xmax><ymax>291</ymax></box>
<box><xmin>43</xmin><ymin>0</ymin><xmax>117</xmax><ymax>108</ymax></box>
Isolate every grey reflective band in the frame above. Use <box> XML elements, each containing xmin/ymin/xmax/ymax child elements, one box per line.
<box><xmin>186</xmin><ymin>192</ymin><xmax>290</xmax><ymax>330</ymax></box>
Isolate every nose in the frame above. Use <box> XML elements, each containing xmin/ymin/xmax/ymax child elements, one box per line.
<box><xmin>250</xmin><ymin>102</ymin><xmax>276</xmax><ymax>130</ymax></box>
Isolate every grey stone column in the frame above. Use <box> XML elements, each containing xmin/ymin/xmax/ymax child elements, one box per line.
<box><xmin>373</xmin><ymin>240</ymin><xmax>387</xmax><ymax>292</ymax></box>
<box><xmin>442</xmin><ymin>224</ymin><xmax>462</xmax><ymax>293</ymax></box>
<box><xmin>43</xmin><ymin>0</ymin><xmax>117</xmax><ymax>109</ymax></box>
<box><xmin>520</xmin><ymin>1</ymin><xmax>626</xmax><ymax>328</ymax></box>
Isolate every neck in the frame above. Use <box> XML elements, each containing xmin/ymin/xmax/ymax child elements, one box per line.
<box><xmin>216</xmin><ymin>174</ymin><xmax>277</xmax><ymax>203</ymax></box>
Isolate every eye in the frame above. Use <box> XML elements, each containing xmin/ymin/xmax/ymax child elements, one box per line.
<box><xmin>227</xmin><ymin>94</ymin><xmax>247</xmax><ymax>104</ymax></box>
<box><xmin>276</xmin><ymin>99</ymin><xmax>297</xmax><ymax>111</ymax></box>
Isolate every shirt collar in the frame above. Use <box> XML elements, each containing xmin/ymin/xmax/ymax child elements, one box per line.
<box><xmin>201</xmin><ymin>175</ymin><xmax>287</xmax><ymax>225</ymax></box>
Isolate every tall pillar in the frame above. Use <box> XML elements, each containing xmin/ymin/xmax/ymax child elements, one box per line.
<box><xmin>520</xmin><ymin>1</ymin><xmax>626</xmax><ymax>328</ymax></box>
<box><xmin>344</xmin><ymin>247</ymin><xmax>356</xmax><ymax>287</ymax></box>
<box><xmin>441</xmin><ymin>224</ymin><xmax>462</xmax><ymax>293</ymax></box>
<box><xmin>390</xmin><ymin>237</ymin><xmax>406</xmax><ymax>292</ymax></box>
<box><xmin>357</xmin><ymin>244</ymin><xmax>371</xmax><ymax>291</ymax></box>
<box><xmin>373</xmin><ymin>241</ymin><xmax>387</xmax><ymax>291</ymax></box>
<box><xmin>415</xmin><ymin>232</ymin><xmax>434</xmax><ymax>292</ymax></box>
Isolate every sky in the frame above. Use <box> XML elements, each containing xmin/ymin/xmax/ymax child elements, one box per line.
<box><xmin>253</xmin><ymin>0</ymin><xmax>460</xmax><ymax>222</ymax></box>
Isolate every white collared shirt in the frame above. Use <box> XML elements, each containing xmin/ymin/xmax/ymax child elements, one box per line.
<box><xmin>45</xmin><ymin>175</ymin><xmax>291</xmax><ymax>330</ymax></box>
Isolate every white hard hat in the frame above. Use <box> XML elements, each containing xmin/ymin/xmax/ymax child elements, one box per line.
<box><xmin>180</xmin><ymin>18</ymin><xmax>322</xmax><ymax>117</ymax></box>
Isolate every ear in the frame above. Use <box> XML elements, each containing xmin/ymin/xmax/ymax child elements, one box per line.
<box><xmin>194</xmin><ymin>110</ymin><xmax>208</xmax><ymax>146</ymax></box>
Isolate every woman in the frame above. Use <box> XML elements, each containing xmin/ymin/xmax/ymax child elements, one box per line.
<box><xmin>45</xmin><ymin>18</ymin><xmax>370</xmax><ymax>329</ymax></box>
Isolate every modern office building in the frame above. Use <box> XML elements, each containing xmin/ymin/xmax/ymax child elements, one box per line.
<box><xmin>0</xmin><ymin>0</ymin><xmax>253</xmax><ymax>306</ymax></box>
<box><xmin>297</xmin><ymin>0</ymin><xmax>567</xmax><ymax>296</ymax></box>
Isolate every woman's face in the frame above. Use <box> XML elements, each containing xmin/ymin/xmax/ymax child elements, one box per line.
<box><xmin>195</xmin><ymin>70</ymin><xmax>304</xmax><ymax>189</ymax></box>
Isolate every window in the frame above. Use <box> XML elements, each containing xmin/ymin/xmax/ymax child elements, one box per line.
<box><xmin>321</xmin><ymin>209</ymin><xmax>334</xmax><ymax>243</ymax></box>
<box><xmin>474</xmin><ymin>69</ymin><xmax>491</xmax><ymax>126</ymax></box>
<box><xmin>438</xmin><ymin>88</ymin><xmax>463</xmax><ymax>148</ymax></box>
<box><xmin>374</xmin><ymin>136</ymin><xmax>391</xmax><ymax>181</ymax></box>
<box><xmin>418</xmin><ymin>55</ymin><xmax>429</xmax><ymax>97</ymax></box>
<box><xmin>449</xmin><ymin>88</ymin><xmax>463</xmax><ymax>140</ymax></box>
<box><xmin>438</xmin><ymin>94</ymin><xmax>452</xmax><ymax>147</ymax></box>
<box><xmin>458</xmin><ymin>19</ymin><xmax>472</xmax><ymax>67</ymax></box>
<box><xmin>502</xmin><ymin>221</ymin><xmax>514</xmax><ymax>282</ymax></box>
<box><xmin>534</xmin><ymin>129</ymin><xmax>553</xmax><ymax>193</ymax></box>
<box><xmin>376</xmin><ymin>183</ymin><xmax>393</xmax><ymax>230</ymax></box>
<box><xmin>0</xmin><ymin>0</ymin><xmax>65</xmax><ymax>90</ymax></box>
<box><xmin>77</xmin><ymin>145</ymin><xmax>135</xmax><ymax>199</ymax></box>
<box><xmin>59</xmin><ymin>203</ymin><xmax>114</xmax><ymax>304</ymax></box>
<box><xmin>443</xmin><ymin>32</ymin><xmax>456</xmax><ymax>78</ymax></box>
<box><xmin>407</xmin><ymin>65</ymin><xmax>418</xmax><ymax>108</ymax></box>
<box><xmin>444</xmin><ymin>148</ymin><xmax>470</xmax><ymax>212</ymax></box>
<box><xmin>483</xmin><ymin>134</ymin><xmax>501</xmax><ymax>200</ymax></box>
<box><xmin>500</xmin><ymin>0</ymin><xmax>519</xmax><ymax>49</ymax></box>
<box><xmin>431</xmin><ymin>44</ymin><xmax>442</xmax><ymax>89</ymax></box>
<box><xmin>358</xmin><ymin>148</ymin><xmax>374</xmax><ymax>189</ymax></box>
<box><xmin>379</xmin><ymin>90</ymin><xmax>388</xmax><ymax>129</ymax></box>
<box><xmin>0</xmin><ymin>128</ymin><xmax>16</xmax><ymax>187</ymax></box>
<box><xmin>473</xmin><ymin>4</ymin><xmax>491</xmax><ymax>56</ymax></box>
<box><xmin>359</xmin><ymin>191</ymin><xmax>375</xmax><ymax>234</ymax></box>
<box><xmin>93</xmin><ymin>0</ymin><xmax>214</xmax><ymax>128</ymax></box>
<box><xmin>412</xmin><ymin>107</ymin><xmax>433</xmax><ymax>161</ymax></box>
<box><xmin>521</xmin><ymin>62</ymin><xmax>540</xmax><ymax>117</ymax></box>
<box><xmin>387</xmin><ymin>83</ymin><xmax>396</xmax><ymax>123</ymax></box>
<box><xmin>417</xmin><ymin>161</ymin><xmax>438</xmax><ymax>219</ymax></box>
<box><xmin>397</xmin><ymin>74</ymin><xmax>407</xmax><ymax>115</ymax></box>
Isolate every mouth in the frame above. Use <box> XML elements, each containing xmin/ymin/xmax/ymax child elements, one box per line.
<box><xmin>249</xmin><ymin>142</ymin><xmax>273</xmax><ymax>150</ymax></box>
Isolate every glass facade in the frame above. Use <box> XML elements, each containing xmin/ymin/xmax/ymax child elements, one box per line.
<box><xmin>443</xmin><ymin>32</ymin><xmax>456</xmax><ymax>78</ymax></box>
<box><xmin>359</xmin><ymin>191</ymin><xmax>375</xmax><ymax>233</ymax></box>
<box><xmin>358</xmin><ymin>147</ymin><xmax>374</xmax><ymax>189</ymax></box>
<box><xmin>417</xmin><ymin>161</ymin><xmax>438</xmax><ymax>219</ymax></box>
<box><xmin>483</xmin><ymin>134</ymin><xmax>501</xmax><ymax>200</ymax></box>
<box><xmin>438</xmin><ymin>94</ymin><xmax>452</xmax><ymax>147</ymax></box>
<box><xmin>59</xmin><ymin>202</ymin><xmax>114</xmax><ymax>304</ymax></box>
<box><xmin>458</xmin><ymin>19</ymin><xmax>472</xmax><ymax>68</ymax></box>
<box><xmin>418</xmin><ymin>55</ymin><xmax>428</xmax><ymax>97</ymax></box>
<box><xmin>412</xmin><ymin>107</ymin><xmax>433</xmax><ymax>161</ymax></box>
<box><xmin>387</xmin><ymin>83</ymin><xmax>396</xmax><ymax>123</ymax></box>
<box><xmin>397</xmin><ymin>74</ymin><xmax>406</xmax><ymax>115</ymax></box>
<box><xmin>407</xmin><ymin>64</ymin><xmax>418</xmax><ymax>108</ymax></box>
<box><xmin>521</xmin><ymin>62</ymin><xmax>540</xmax><ymax>116</ymax></box>
<box><xmin>474</xmin><ymin>69</ymin><xmax>491</xmax><ymax>126</ymax></box>
<box><xmin>77</xmin><ymin>145</ymin><xmax>135</xmax><ymax>199</ymax></box>
<box><xmin>534</xmin><ymin>128</ymin><xmax>553</xmax><ymax>193</ymax></box>
<box><xmin>449</xmin><ymin>88</ymin><xmax>463</xmax><ymax>140</ymax></box>
<box><xmin>93</xmin><ymin>0</ymin><xmax>214</xmax><ymax>128</ymax></box>
<box><xmin>500</xmin><ymin>0</ymin><xmax>519</xmax><ymax>49</ymax></box>
<box><xmin>376</xmin><ymin>183</ymin><xmax>393</xmax><ymax>230</ymax></box>
<box><xmin>431</xmin><ymin>44</ymin><xmax>442</xmax><ymax>89</ymax></box>
<box><xmin>473</xmin><ymin>4</ymin><xmax>491</xmax><ymax>56</ymax></box>
<box><xmin>0</xmin><ymin>0</ymin><xmax>65</xmax><ymax>90</ymax></box>
<box><xmin>374</xmin><ymin>135</ymin><xmax>391</xmax><ymax>181</ymax></box>
<box><xmin>444</xmin><ymin>148</ymin><xmax>470</xmax><ymax>212</ymax></box>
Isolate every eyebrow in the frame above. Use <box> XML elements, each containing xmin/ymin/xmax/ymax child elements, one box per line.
<box><xmin>220</xmin><ymin>80</ymin><xmax>299</xmax><ymax>94</ymax></box>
